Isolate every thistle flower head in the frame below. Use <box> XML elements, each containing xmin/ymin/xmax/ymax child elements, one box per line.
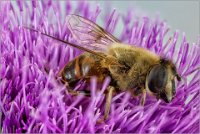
<box><xmin>0</xmin><ymin>1</ymin><xmax>199</xmax><ymax>133</ymax></box>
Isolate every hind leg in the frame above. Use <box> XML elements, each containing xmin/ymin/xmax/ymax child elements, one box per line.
<box><xmin>66</xmin><ymin>89</ymin><xmax>91</xmax><ymax>96</ymax></box>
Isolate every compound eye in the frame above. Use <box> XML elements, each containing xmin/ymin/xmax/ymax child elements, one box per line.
<box><xmin>147</xmin><ymin>65</ymin><xmax>168</xmax><ymax>94</ymax></box>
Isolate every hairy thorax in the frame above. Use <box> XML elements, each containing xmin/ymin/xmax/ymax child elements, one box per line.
<box><xmin>107</xmin><ymin>44</ymin><xmax>160</xmax><ymax>90</ymax></box>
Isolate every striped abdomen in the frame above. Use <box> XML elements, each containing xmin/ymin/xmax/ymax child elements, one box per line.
<box><xmin>60</xmin><ymin>54</ymin><xmax>109</xmax><ymax>87</ymax></box>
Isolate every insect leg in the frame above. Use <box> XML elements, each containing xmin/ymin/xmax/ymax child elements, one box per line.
<box><xmin>96</xmin><ymin>86</ymin><xmax>115</xmax><ymax>124</ymax></box>
<box><xmin>104</xmin><ymin>86</ymin><xmax>115</xmax><ymax>120</ymax></box>
<box><xmin>66</xmin><ymin>89</ymin><xmax>91</xmax><ymax>97</ymax></box>
<box><xmin>59</xmin><ymin>78</ymin><xmax>91</xmax><ymax>97</ymax></box>
<box><xmin>140</xmin><ymin>89</ymin><xmax>146</xmax><ymax>106</ymax></box>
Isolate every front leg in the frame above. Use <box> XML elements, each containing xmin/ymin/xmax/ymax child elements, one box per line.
<box><xmin>140</xmin><ymin>89</ymin><xmax>146</xmax><ymax>106</ymax></box>
<box><xmin>131</xmin><ymin>88</ymin><xmax>146</xmax><ymax>106</ymax></box>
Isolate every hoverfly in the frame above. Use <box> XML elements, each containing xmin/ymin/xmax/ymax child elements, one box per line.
<box><xmin>24</xmin><ymin>14</ymin><xmax>181</xmax><ymax>120</ymax></box>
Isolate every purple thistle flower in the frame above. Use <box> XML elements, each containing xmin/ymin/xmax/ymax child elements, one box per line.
<box><xmin>0</xmin><ymin>1</ymin><xmax>199</xmax><ymax>133</ymax></box>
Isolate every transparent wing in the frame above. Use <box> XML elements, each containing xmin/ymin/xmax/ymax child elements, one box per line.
<box><xmin>66</xmin><ymin>14</ymin><xmax>120</xmax><ymax>52</ymax></box>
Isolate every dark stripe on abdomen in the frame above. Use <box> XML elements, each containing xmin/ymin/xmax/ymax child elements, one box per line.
<box><xmin>62</xmin><ymin>55</ymin><xmax>87</xmax><ymax>82</ymax></box>
<box><xmin>62</xmin><ymin>60</ymin><xmax>76</xmax><ymax>82</ymax></box>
